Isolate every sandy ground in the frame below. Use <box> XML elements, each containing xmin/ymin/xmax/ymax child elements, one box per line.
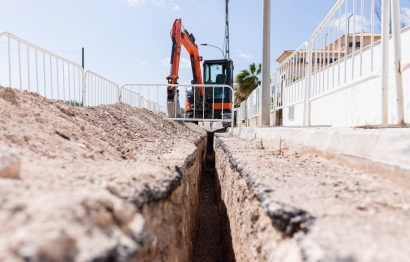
<box><xmin>216</xmin><ymin>134</ymin><xmax>410</xmax><ymax>261</ymax></box>
<box><xmin>0</xmin><ymin>86</ymin><xmax>204</xmax><ymax>261</ymax></box>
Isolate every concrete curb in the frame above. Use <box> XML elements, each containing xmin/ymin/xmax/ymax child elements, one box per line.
<box><xmin>232</xmin><ymin>127</ymin><xmax>410</xmax><ymax>188</ymax></box>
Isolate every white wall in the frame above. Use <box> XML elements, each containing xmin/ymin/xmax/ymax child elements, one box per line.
<box><xmin>301</xmin><ymin>26</ymin><xmax>410</xmax><ymax>127</ymax></box>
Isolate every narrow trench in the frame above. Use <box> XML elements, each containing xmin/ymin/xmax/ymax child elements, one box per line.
<box><xmin>193</xmin><ymin>131</ymin><xmax>235</xmax><ymax>262</ymax></box>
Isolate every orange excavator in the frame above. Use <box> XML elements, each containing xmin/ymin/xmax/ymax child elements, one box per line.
<box><xmin>166</xmin><ymin>18</ymin><xmax>233</xmax><ymax>123</ymax></box>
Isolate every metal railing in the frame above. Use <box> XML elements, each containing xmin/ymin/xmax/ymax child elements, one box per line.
<box><xmin>119</xmin><ymin>84</ymin><xmax>234</xmax><ymax>128</ymax></box>
<box><xmin>237</xmin><ymin>100</ymin><xmax>247</xmax><ymax>123</ymax></box>
<box><xmin>236</xmin><ymin>0</ymin><xmax>409</xmax><ymax>127</ymax></box>
<box><xmin>120</xmin><ymin>84</ymin><xmax>165</xmax><ymax>114</ymax></box>
<box><xmin>246</xmin><ymin>86</ymin><xmax>260</xmax><ymax>119</ymax></box>
<box><xmin>0</xmin><ymin>32</ymin><xmax>85</xmax><ymax>106</ymax></box>
<box><xmin>273</xmin><ymin>42</ymin><xmax>308</xmax><ymax>110</ymax></box>
<box><xmin>172</xmin><ymin>84</ymin><xmax>235</xmax><ymax>130</ymax></box>
<box><xmin>120</xmin><ymin>85</ymin><xmax>142</xmax><ymax>108</ymax></box>
<box><xmin>0</xmin><ymin>32</ymin><xmax>167</xmax><ymax>116</ymax></box>
<box><xmin>237</xmin><ymin>0</ymin><xmax>407</xmax><ymax>128</ymax></box>
<box><xmin>305</xmin><ymin>0</ymin><xmax>385</xmax><ymax>125</ymax></box>
<box><xmin>85</xmin><ymin>70</ymin><xmax>119</xmax><ymax>106</ymax></box>
<box><xmin>236</xmin><ymin>85</ymin><xmax>260</xmax><ymax>127</ymax></box>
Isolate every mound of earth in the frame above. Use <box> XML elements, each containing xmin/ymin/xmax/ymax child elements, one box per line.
<box><xmin>0</xmin><ymin>86</ymin><xmax>204</xmax><ymax>261</ymax></box>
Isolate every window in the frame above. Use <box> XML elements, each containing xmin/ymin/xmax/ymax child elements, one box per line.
<box><xmin>204</xmin><ymin>64</ymin><xmax>223</xmax><ymax>84</ymax></box>
<box><xmin>349</xmin><ymin>42</ymin><xmax>361</xmax><ymax>47</ymax></box>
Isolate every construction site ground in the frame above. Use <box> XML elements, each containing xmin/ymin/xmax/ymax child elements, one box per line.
<box><xmin>214</xmin><ymin>134</ymin><xmax>410</xmax><ymax>261</ymax></box>
<box><xmin>1</xmin><ymin>85</ymin><xmax>410</xmax><ymax>261</ymax></box>
<box><xmin>0</xmin><ymin>86</ymin><xmax>206</xmax><ymax>261</ymax></box>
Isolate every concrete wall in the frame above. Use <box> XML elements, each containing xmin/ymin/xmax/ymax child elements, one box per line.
<box><xmin>232</xmin><ymin>127</ymin><xmax>410</xmax><ymax>189</ymax></box>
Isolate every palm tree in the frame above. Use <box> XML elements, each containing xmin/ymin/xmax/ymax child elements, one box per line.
<box><xmin>234</xmin><ymin>62</ymin><xmax>261</xmax><ymax>107</ymax></box>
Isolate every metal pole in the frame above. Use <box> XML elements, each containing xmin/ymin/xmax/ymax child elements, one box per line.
<box><xmin>225</xmin><ymin>0</ymin><xmax>230</xmax><ymax>59</ymax></box>
<box><xmin>260</xmin><ymin>0</ymin><xmax>271</xmax><ymax>126</ymax></box>
<box><xmin>391</xmin><ymin>0</ymin><xmax>405</xmax><ymax>126</ymax></box>
<box><xmin>82</xmin><ymin>48</ymin><xmax>84</xmax><ymax>69</ymax></box>
<box><xmin>8</xmin><ymin>37</ymin><xmax>11</xmax><ymax>88</ymax></box>
<box><xmin>381</xmin><ymin>0</ymin><xmax>390</xmax><ymax>124</ymax></box>
<box><xmin>82</xmin><ymin>48</ymin><xmax>85</xmax><ymax>106</ymax></box>
<box><xmin>304</xmin><ymin>42</ymin><xmax>312</xmax><ymax>126</ymax></box>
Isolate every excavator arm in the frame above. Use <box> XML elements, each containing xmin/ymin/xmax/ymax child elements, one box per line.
<box><xmin>166</xmin><ymin>19</ymin><xmax>204</xmax><ymax>103</ymax></box>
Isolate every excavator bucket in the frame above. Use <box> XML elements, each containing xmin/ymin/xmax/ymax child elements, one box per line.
<box><xmin>166</xmin><ymin>99</ymin><xmax>181</xmax><ymax>118</ymax></box>
<box><xmin>167</xmin><ymin>101</ymin><xmax>176</xmax><ymax>118</ymax></box>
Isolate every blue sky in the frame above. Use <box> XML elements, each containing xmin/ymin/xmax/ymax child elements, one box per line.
<box><xmin>0</xmin><ymin>0</ymin><xmax>340</xmax><ymax>87</ymax></box>
<box><xmin>1</xmin><ymin>0</ymin><xmax>408</xmax><ymax>87</ymax></box>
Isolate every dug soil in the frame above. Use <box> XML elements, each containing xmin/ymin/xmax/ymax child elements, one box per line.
<box><xmin>0</xmin><ymin>86</ymin><xmax>205</xmax><ymax>261</ymax></box>
<box><xmin>193</xmin><ymin>154</ymin><xmax>222</xmax><ymax>262</ymax></box>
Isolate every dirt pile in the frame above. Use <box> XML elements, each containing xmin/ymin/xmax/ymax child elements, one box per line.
<box><xmin>0</xmin><ymin>86</ymin><xmax>204</xmax><ymax>261</ymax></box>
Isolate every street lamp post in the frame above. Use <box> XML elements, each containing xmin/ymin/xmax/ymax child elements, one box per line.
<box><xmin>260</xmin><ymin>0</ymin><xmax>271</xmax><ymax>126</ymax></box>
<box><xmin>200</xmin><ymin>43</ymin><xmax>225</xmax><ymax>58</ymax></box>
<box><xmin>347</xmin><ymin>14</ymin><xmax>354</xmax><ymax>36</ymax></box>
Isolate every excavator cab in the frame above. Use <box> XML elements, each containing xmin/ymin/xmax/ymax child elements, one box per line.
<box><xmin>203</xmin><ymin>59</ymin><xmax>233</xmax><ymax>105</ymax></box>
<box><xmin>185</xmin><ymin>59</ymin><xmax>233</xmax><ymax>120</ymax></box>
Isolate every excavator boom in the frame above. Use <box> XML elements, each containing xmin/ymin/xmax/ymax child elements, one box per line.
<box><xmin>166</xmin><ymin>18</ymin><xmax>233</xmax><ymax>123</ymax></box>
<box><xmin>167</xmin><ymin>19</ymin><xmax>203</xmax><ymax>102</ymax></box>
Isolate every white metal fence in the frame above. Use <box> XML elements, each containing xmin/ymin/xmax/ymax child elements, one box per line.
<box><xmin>238</xmin><ymin>0</ymin><xmax>410</xmax><ymax>127</ymax></box>
<box><xmin>85</xmin><ymin>70</ymin><xmax>119</xmax><ymax>107</ymax></box>
<box><xmin>120</xmin><ymin>84</ymin><xmax>165</xmax><ymax>114</ymax></box>
<box><xmin>273</xmin><ymin>42</ymin><xmax>308</xmax><ymax>110</ymax></box>
<box><xmin>305</xmin><ymin>0</ymin><xmax>385</xmax><ymax>125</ymax></box>
<box><xmin>0</xmin><ymin>32</ymin><xmax>85</xmax><ymax>106</ymax></box>
<box><xmin>0</xmin><ymin>31</ymin><xmax>235</xmax><ymax>128</ymax></box>
<box><xmin>118</xmin><ymin>83</ymin><xmax>235</xmax><ymax>129</ymax></box>
<box><xmin>0</xmin><ymin>32</ymin><xmax>165</xmax><ymax>114</ymax></box>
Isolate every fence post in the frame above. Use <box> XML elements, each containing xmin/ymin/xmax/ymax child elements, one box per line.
<box><xmin>82</xmin><ymin>70</ymin><xmax>86</xmax><ymax>107</ymax></box>
<box><xmin>271</xmin><ymin>72</ymin><xmax>277</xmax><ymax>126</ymax></box>
<box><xmin>303</xmin><ymin>42</ymin><xmax>312</xmax><ymax>126</ymax></box>
<box><xmin>391</xmin><ymin>0</ymin><xmax>405</xmax><ymax>126</ymax></box>
<box><xmin>118</xmin><ymin>87</ymin><xmax>122</xmax><ymax>103</ymax></box>
<box><xmin>381</xmin><ymin>0</ymin><xmax>390</xmax><ymax>124</ymax></box>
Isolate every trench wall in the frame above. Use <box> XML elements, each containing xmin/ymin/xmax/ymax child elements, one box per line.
<box><xmin>213</xmin><ymin>136</ymin><xmax>305</xmax><ymax>262</ymax></box>
<box><xmin>134</xmin><ymin>138</ymin><xmax>206</xmax><ymax>261</ymax></box>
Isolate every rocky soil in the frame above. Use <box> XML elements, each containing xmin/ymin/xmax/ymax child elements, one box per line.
<box><xmin>215</xmin><ymin>134</ymin><xmax>410</xmax><ymax>261</ymax></box>
<box><xmin>0</xmin><ymin>86</ymin><xmax>205</xmax><ymax>261</ymax></box>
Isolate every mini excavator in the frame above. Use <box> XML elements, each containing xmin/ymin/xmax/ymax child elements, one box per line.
<box><xmin>166</xmin><ymin>18</ymin><xmax>233</xmax><ymax>124</ymax></box>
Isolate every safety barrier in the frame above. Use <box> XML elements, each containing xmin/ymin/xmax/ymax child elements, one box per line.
<box><xmin>0</xmin><ymin>32</ymin><xmax>166</xmax><ymax>114</ymax></box>
<box><xmin>119</xmin><ymin>84</ymin><xmax>234</xmax><ymax>129</ymax></box>
<box><xmin>246</xmin><ymin>86</ymin><xmax>260</xmax><ymax>119</ymax></box>
<box><xmin>120</xmin><ymin>85</ymin><xmax>142</xmax><ymax>108</ymax></box>
<box><xmin>85</xmin><ymin>70</ymin><xmax>119</xmax><ymax>107</ymax></box>
<box><xmin>120</xmin><ymin>84</ymin><xmax>165</xmax><ymax>114</ymax></box>
<box><xmin>0</xmin><ymin>32</ymin><xmax>85</xmax><ymax>106</ymax></box>
<box><xmin>304</xmin><ymin>0</ymin><xmax>385</xmax><ymax>126</ymax></box>
<box><xmin>272</xmin><ymin>43</ymin><xmax>308</xmax><ymax>110</ymax></box>
<box><xmin>119</xmin><ymin>88</ymin><xmax>163</xmax><ymax>114</ymax></box>
<box><xmin>172</xmin><ymin>83</ymin><xmax>235</xmax><ymax>130</ymax></box>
